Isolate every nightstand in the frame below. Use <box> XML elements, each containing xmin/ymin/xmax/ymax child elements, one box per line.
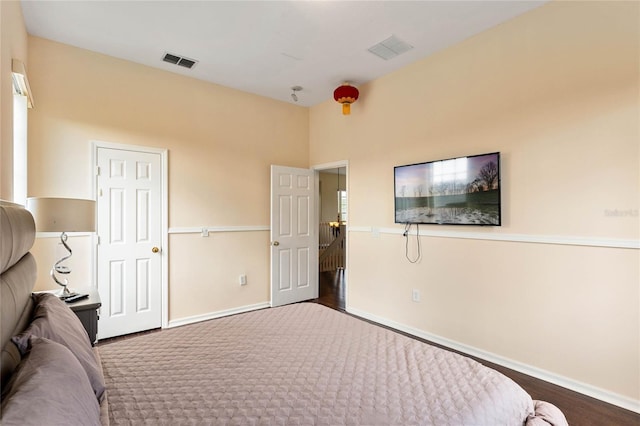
<box><xmin>67</xmin><ymin>288</ymin><xmax>101</xmax><ymax>345</ymax></box>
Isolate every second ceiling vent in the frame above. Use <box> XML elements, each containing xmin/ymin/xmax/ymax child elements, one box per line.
<box><xmin>162</xmin><ymin>52</ymin><xmax>198</xmax><ymax>69</ymax></box>
<box><xmin>368</xmin><ymin>35</ymin><xmax>413</xmax><ymax>61</ymax></box>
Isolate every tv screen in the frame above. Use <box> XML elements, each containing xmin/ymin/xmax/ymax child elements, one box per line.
<box><xmin>394</xmin><ymin>152</ymin><xmax>501</xmax><ymax>225</ymax></box>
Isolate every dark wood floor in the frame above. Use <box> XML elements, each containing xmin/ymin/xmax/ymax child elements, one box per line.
<box><xmin>311</xmin><ymin>270</ymin><xmax>640</xmax><ymax>426</ymax></box>
<box><xmin>312</xmin><ymin>268</ymin><xmax>347</xmax><ymax>312</ymax></box>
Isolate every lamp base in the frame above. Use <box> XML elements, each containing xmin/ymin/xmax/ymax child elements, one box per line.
<box><xmin>58</xmin><ymin>286</ymin><xmax>78</xmax><ymax>300</ymax></box>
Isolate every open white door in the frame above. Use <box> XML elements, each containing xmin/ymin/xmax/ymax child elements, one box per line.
<box><xmin>270</xmin><ymin>165</ymin><xmax>318</xmax><ymax>307</ymax></box>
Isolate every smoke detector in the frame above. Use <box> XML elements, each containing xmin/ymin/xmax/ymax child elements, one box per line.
<box><xmin>291</xmin><ymin>86</ymin><xmax>302</xmax><ymax>102</ymax></box>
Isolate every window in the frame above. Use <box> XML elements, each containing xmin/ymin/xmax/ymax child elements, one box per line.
<box><xmin>11</xmin><ymin>60</ymin><xmax>33</xmax><ymax>206</ymax></box>
<box><xmin>337</xmin><ymin>190</ymin><xmax>347</xmax><ymax>223</ymax></box>
<box><xmin>13</xmin><ymin>93</ymin><xmax>27</xmax><ymax>205</ymax></box>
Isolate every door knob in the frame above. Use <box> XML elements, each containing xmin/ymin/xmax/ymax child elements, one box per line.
<box><xmin>152</xmin><ymin>247</ymin><xmax>160</xmax><ymax>253</ymax></box>
<box><xmin>272</xmin><ymin>241</ymin><xmax>280</xmax><ymax>246</ymax></box>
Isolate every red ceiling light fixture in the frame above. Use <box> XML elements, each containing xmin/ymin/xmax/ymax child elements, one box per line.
<box><xmin>333</xmin><ymin>83</ymin><xmax>359</xmax><ymax>115</ymax></box>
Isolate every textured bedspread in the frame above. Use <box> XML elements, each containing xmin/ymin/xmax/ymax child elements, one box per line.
<box><xmin>99</xmin><ymin>303</ymin><xmax>535</xmax><ymax>425</ymax></box>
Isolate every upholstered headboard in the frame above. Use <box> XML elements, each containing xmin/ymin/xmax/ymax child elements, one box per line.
<box><xmin>0</xmin><ymin>202</ymin><xmax>37</xmax><ymax>386</ymax></box>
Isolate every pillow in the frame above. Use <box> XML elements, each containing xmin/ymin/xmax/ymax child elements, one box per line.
<box><xmin>12</xmin><ymin>293</ymin><xmax>105</xmax><ymax>401</ymax></box>
<box><xmin>1</xmin><ymin>336</ymin><xmax>100</xmax><ymax>425</ymax></box>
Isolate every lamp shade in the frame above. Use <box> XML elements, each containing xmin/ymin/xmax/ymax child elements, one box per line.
<box><xmin>26</xmin><ymin>197</ymin><xmax>95</xmax><ymax>232</ymax></box>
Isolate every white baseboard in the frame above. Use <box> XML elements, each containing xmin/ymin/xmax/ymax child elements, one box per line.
<box><xmin>167</xmin><ymin>302</ymin><xmax>270</xmax><ymax>328</ymax></box>
<box><xmin>347</xmin><ymin>306</ymin><xmax>640</xmax><ymax>414</ymax></box>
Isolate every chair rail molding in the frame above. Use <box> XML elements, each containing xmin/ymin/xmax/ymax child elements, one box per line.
<box><xmin>348</xmin><ymin>226</ymin><xmax>639</xmax><ymax>250</ymax></box>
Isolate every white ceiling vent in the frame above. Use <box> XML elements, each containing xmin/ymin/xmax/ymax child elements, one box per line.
<box><xmin>162</xmin><ymin>52</ymin><xmax>198</xmax><ymax>69</ymax></box>
<box><xmin>367</xmin><ymin>35</ymin><xmax>413</xmax><ymax>60</ymax></box>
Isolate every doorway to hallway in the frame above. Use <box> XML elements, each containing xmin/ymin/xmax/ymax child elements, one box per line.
<box><xmin>317</xmin><ymin>166</ymin><xmax>347</xmax><ymax>311</ymax></box>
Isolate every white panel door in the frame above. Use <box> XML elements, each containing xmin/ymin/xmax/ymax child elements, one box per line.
<box><xmin>97</xmin><ymin>147</ymin><xmax>162</xmax><ymax>338</ymax></box>
<box><xmin>270</xmin><ymin>165</ymin><xmax>318</xmax><ymax>307</ymax></box>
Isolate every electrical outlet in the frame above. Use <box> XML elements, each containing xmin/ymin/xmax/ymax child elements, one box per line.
<box><xmin>239</xmin><ymin>274</ymin><xmax>247</xmax><ymax>286</ymax></box>
<box><xmin>412</xmin><ymin>289</ymin><xmax>421</xmax><ymax>302</ymax></box>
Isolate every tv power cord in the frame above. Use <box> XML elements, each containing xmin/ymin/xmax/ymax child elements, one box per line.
<box><xmin>404</xmin><ymin>223</ymin><xmax>421</xmax><ymax>263</ymax></box>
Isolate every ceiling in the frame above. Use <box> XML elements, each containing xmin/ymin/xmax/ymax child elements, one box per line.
<box><xmin>20</xmin><ymin>1</ymin><xmax>547</xmax><ymax>107</ymax></box>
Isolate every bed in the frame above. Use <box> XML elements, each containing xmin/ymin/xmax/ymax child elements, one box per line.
<box><xmin>0</xmin><ymin>202</ymin><xmax>567</xmax><ymax>425</ymax></box>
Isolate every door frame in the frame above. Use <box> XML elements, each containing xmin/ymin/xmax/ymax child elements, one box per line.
<box><xmin>312</xmin><ymin>160</ymin><xmax>349</xmax><ymax>309</ymax></box>
<box><xmin>91</xmin><ymin>140</ymin><xmax>169</xmax><ymax>329</ymax></box>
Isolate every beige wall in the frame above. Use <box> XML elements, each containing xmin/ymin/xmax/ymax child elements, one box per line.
<box><xmin>310</xmin><ymin>1</ymin><xmax>639</xmax><ymax>403</ymax></box>
<box><xmin>27</xmin><ymin>37</ymin><xmax>309</xmax><ymax>318</ymax></box>
<box><xmin>0</xmin><ymin>1</ymin><xmax>28</xmax><ymax>200</ymax></box>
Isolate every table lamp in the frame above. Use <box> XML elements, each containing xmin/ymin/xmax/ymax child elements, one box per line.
<box><xmin>26</xmin><ymin>197</ymin><xmax>96</xmax><ymax>297</ymax></box>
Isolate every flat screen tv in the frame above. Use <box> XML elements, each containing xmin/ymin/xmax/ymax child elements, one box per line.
<box><xmin>394</xmin><ymin>152</ymin><xmax>501</xmax><ymax>226</ymax></box>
